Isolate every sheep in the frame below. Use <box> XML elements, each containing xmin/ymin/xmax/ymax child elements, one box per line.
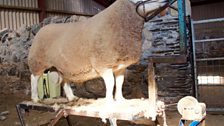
<box><xmin>28</xmin><ymin>0</ymin><xmax>167</xmax><ymax>103</ymax></box>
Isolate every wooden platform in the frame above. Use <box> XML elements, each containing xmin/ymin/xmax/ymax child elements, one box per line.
<box><xmin>16</xmin><ymin>62</ymin><xmax>170</xmax><ymax>126</ymax></box>
<box><xmin>17</xmin><ymin>98</ymin><xmax>166</xmax><ymax>126</ymax></box>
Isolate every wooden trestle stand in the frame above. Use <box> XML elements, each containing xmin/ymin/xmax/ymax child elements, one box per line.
<box><xmin>16</xmin><ymin>55</ymin><xmax>186</xmax><ymax>126</ymax></box>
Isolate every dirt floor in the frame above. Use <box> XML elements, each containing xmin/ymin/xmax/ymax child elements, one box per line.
<box><xmin>0</xmin><ymin>94</ymin><xmax>224</xmax><ymax>126</ymax></box>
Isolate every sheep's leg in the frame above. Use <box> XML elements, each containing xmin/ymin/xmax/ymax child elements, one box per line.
<box><xmin>63</xmin><ymin>83</ymin><xmax>78</xmax><ymax>101</ymax></box>
<box><xmin>31</xmin><ymin>74</ymin><xmax>40</xmax><ymax>102</ymax></box>
<box><xmin>115</xmin><ymin>69</ymin><xmax>125</xmax><ymax>102</ymax></box>
<box><xmin>101</xmin><ymin>69</ymin><xmax>115</xmax><ymax>102</ymax></box>
<box><xmin>109</xmin><ymin>118</ymin><xmax>117</xmax><ymax>126</ymax></box>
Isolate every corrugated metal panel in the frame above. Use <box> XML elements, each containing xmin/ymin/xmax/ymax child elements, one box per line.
<box><xmin>0</xmin><ymin>0</ymin><xmax>38</xmax><ymax>8</ymax></box>
<box><xmin>46</xmin><ymin>0</ymin><xmax>75</xmax><ymax>11</ymax></box>
<box><xmin>192</xmin><ymin>2</ymin><xmax>224</xmax><ymax>20</ymax></box>
<box><xmin>0</xmin><ymin>0</ymin><xmax>104</xmax><ymax>30</ymax></box>
<box><xmin>45</xmin><ymin>0</ymin><xmax>105</xmax><ymax>18</ymax></box>
<box><xmin>0</xmin><ymin>9</ymin><xmax>39</xmax><ymax>30</ymax></box>
<box><xmin>45</xmin><ymin>0</ymin><xmax>103</xmax><ymax>15</ymax></box>
<box><xmin>0</xmin><ymin>0</ymin><xmax>39</xmax><ymax>29</ymax></box>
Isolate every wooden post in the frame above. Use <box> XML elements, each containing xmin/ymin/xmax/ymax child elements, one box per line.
<box><xmin>38</xmin><ymin>0</ymin><xmax>46</xmax><ymax>22</ymax></box>
<box><xmin>148</xmin><ymin>61</ymin><xmax>157</xmax><ymax>121</ymax></box>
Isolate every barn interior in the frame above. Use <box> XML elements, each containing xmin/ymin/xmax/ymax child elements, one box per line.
<box><xmin>0</xmin><ymin>0</ymin><xmax>224</xmax><ymax>126</ymax></box>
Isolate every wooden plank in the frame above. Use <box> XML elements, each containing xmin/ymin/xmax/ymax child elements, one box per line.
<box><xmin>148</xmin><ymin>62</ymin><xmax>157</xmax><ymax>121</ymax></box>
<box><xmin>65</xmin><ymin>99</ymin><xmax>151</xmax><ymax>121</ymax></box>
<box><xmin>18</xmin><ymin>98</ymin><xmax>158</xmax><ymax>121</ymax></box>
<box><xmin>148</xmin><ymin>55</ymin><xmax>187</xmax><ymax>63</ymax></box>
<box><xmin>19</xmin><ymin>101</ymin><xmax>56</xmax><ymax>112</ymax></box>
<box><xmin>38</xmin><ymin>0</ymin><xmax>46</xmax><ymax>22</ymax></box>
<box><xmin>46</xmin><ymin>9</ymin><xmax>94</xmax><ymax>17</ymax></box>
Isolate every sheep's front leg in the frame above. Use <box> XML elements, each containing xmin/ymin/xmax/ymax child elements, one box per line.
<box><xmin>101</xmin><ymin>69</ymin><xmax>115</xmax><ymax>102</ymax></box>
<box><xmin>31</xmin><ymin>74</ymin><xmax>40</xmax><ymax>102</ymax></box>
<box><xmin>115</xmin><ymin>69</ymin><xmax>125</xmax><ymax>101</ymax></box>
<box><xmin>63</xmin><ymin>83</ymin><xmax>78</xmax><ymax>101</ymax></box>
<box><xmin>109</xmin><ymin>118</ymin><xmax>117</xmax><ymax>126</ymax></box>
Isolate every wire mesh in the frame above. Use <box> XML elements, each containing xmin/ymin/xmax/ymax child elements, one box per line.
<box><xmin>193</xmin><ymin>18</ymin><xmax>224</xmax><ymax>108</ymax></box>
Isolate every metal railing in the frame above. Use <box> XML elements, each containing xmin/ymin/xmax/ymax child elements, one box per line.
<box><xmin>192</xmin><ymin>17</ymin><xmax>224</xmax><ymax>109</ymax></box>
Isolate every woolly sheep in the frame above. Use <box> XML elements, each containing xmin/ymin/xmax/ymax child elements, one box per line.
<box><xmin>28</xmin><ymin>0</ymin><xmax>167</xmax><ymax>103</ymax></box>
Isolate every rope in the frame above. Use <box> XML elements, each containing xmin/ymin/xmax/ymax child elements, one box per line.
<box><xmin>136</xmin><ymin>0</ymin><xmax>153</xmax><ymax>21</ymax></box>
<box><xmin>165</xmin><ymin>103</ymin><xmax>178</xmax><ymax>107</ymax></box>
<box><xmin>135</xmin><ymin>0</ymin><xmax>174</xmax><ymax>22</ymax></box>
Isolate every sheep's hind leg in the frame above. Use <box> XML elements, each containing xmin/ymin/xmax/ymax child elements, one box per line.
<box><xmin>115</xmin><ymin>68</ymin><xmax>126</xmax><ymax>102</ymax></box>
<box><xmin>31</xmin><ymin>74</ymin><xmax>40</xmax><ymax>102</ymax></box>
<box><xmin>63</xmin><ymin>83</ymin><xmax>78</xmax><ymax>101</ymax></box>
<box><xmin>101</xmin><ymin>69</ymin><xmax>115</xmax><ymax>103</ymax></box>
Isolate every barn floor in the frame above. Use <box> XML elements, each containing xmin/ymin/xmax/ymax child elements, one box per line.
<box><xmin>0</xmin><ymin>94</ymin><xmax>224</xmax><ymax>126</ymax></box>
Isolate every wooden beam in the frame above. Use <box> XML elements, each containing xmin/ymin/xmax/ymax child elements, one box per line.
<box><xmin>0</xmin><ymin>5</ymin><xmax>40</xmax><ymax>12</ymax></box>
<box><xmin>191</xmin><ymin>0</ymin><xmax>224</xmax><ymax>6</ymax></box>
<box><xmin>38</xmin><ymin>0</ymin><xmax>46</xmax><ymax>22</ymax></box>
<box><xmin>46</xmin><ymin>9</ymin><xmax>94</xmax><ymax>17</ymax></box>
<box><xmin>93</xmin><ymin>0</ymin><xmax>108</xmax><ymax>7</ymax></box>
<box><xmin>148</xmin><ymin>55</ymin><xmax>187</xmax><ymax>64</ymax></box>
<box><xmin>93</xmin><ymin>0</ymin><xmax>115</xmax><ymax>7</ymax></box>
<box><xmin>148</xmin><ymin>62</ymin><xmax>157</xmax><ymax>121</ymax></box>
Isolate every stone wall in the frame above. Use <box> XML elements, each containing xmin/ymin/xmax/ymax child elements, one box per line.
<box><xmin>0</xmin><ymin>15</ymin><xmax>88</xmax><ymax>94</ymax></box>
<box><xmin>0</xmin><ymin>15</ymin><xmax>193</xmax><ymax>104</ymax></box>
<box><xmin>144</xmin><ymin>16</ymin><xmax>193</xmax><ymax>103</ymax></box>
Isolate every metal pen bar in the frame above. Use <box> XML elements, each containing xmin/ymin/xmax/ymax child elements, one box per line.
<box><xmin>190</xmin><ymin>18</ymin><xmax>198</xmax><ymax>98</ymax></box>
<box><xmin>169</xmin><ymin>5</ymin><xmax>178</xmax><ymax>11</ymax></box>
<box><xmin>178</xmin><ymin>0</ymin><xmax>187</xmax><ymax>54</ymax></box>
<box><xmin>194</xmin><ymin>38</ymin><xmax>224</xmax><ymax>43</ymax></box>
<box><xmin>145</xmin><ymin>0</ymin><xmax>177</xmax><ymax>21</ymax></box>
<box><xmin>198</xmin><ymin>84</ymin><xmax>224</xmax><ymax>86</ymax></box>
<box><xmin>196</xmin><ymin>57</ymin><xmax>224</xmax><ymax>61</ymax></box>
<box><xmin>206</xmin><ymin>108</ymin><xmax>224</xmax><ymax>113</ymax></box>
<box><xmin>16</xmin><ymin>105</ymin><xmax>26</xmax><ymax>126</ymax></box>
<box><xmin>193</xmin><ymin>17</ymin><xmax>224</xmax><ymax>24</ymax></box>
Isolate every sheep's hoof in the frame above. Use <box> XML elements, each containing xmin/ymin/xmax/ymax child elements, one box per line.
<box><xmin>32</xmin><ymin>98</ymin><xmax>40</xmax><ymax>103</ymax></box>
<box><xmin>67</xmin><ymin>95</ymin><xmax>79</xmax><ymax>102</ymax></box>
<box><xmin>104</xmin><ymin>97</ymin><xmax>115</xmax><ymax>105</ymax></box>
<box><xmin>115</xmin><ymin>96</ymin><xmax>126</xmax><ymax>102</ymax></box>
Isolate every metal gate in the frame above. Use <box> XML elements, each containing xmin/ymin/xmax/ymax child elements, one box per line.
<box><xmin>192</xmin><ymin>17</ymin><xmax>224</xmax><ymax>111</ymax></box>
